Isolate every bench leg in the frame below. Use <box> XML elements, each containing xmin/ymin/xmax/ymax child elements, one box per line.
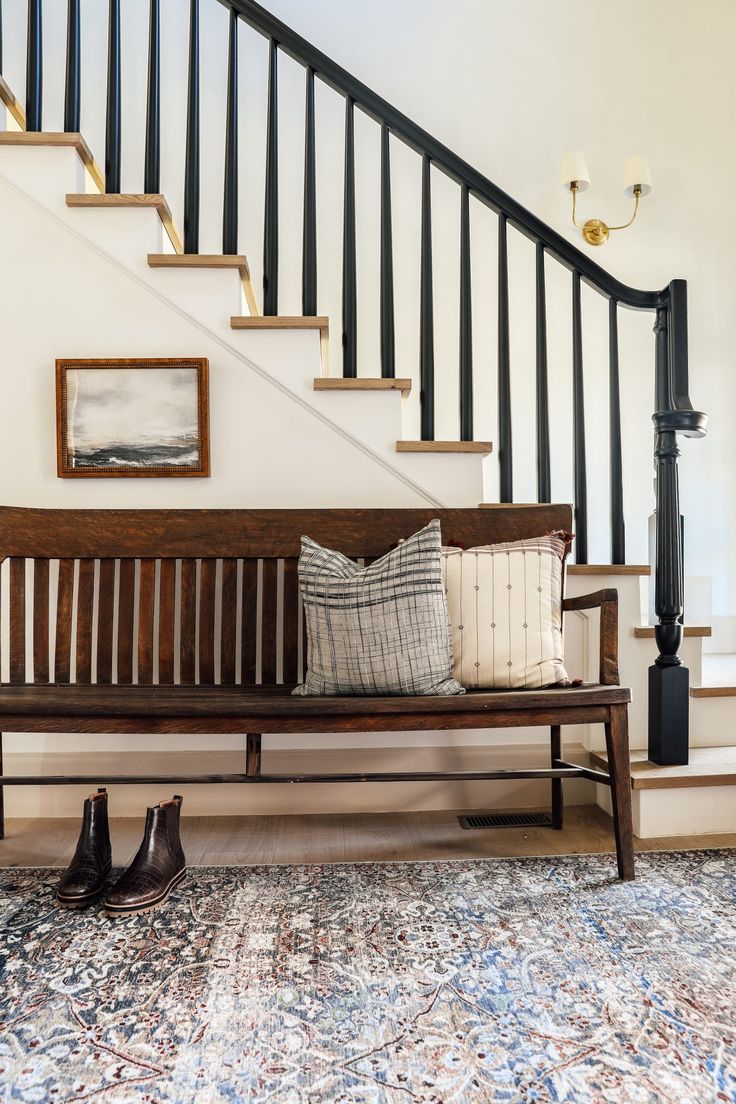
<box><xmin>604</xmin><ymin>705</ymin><xmax>635</xmax><ymax>881</ymax></box>
<box><xmin>550</xmin><ymin>725</ymin><xmax>563</xmax><ymax>829</ymax></box>
<box><xmin>246</xmin><ymin>734</ymin><xmax>262</xmax><ymax>777</ymax></box>
<box><xmin>0</xmin><ymin>733</ymin><xmax>4</xmax><ymax>840</ymax></box>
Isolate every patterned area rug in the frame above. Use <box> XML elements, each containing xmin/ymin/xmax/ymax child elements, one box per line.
<box><xmin>1</xmin><ymin>852</ymin><xmax>735</xmax><ymax>1103</ymax></box>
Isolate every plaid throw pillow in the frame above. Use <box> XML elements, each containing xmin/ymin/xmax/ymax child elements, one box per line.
<box><xmin>293</xmin><ymin>519</ymin><xmax>464</xmax><ymax>696</ymax></box>
<box><xmin>442</xmin><ymin>534</ymin><xmax>571</xmax><ymax>690</ymax></box>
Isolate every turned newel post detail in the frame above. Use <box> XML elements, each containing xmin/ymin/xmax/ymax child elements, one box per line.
<box><xmin>649</xmin><ymin>412</ymin><xmax>689</xmax><ymax>764</ymax></box>
<box><xmin>648</xmin><ymin>286</ymin><xmax>706</xmax><ymax>766</ymax></box>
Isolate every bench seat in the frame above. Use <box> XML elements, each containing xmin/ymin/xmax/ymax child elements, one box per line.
<box><xmin>0</xmin><ymin>683</ymin><xmax>630</xmax><ymax>719</ymax></box>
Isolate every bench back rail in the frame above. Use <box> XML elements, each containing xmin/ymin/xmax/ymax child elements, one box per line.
<box><xmin>0</xmin><ymin>505</ymin><xmax>572</xmax><ymax>688</ymax></box>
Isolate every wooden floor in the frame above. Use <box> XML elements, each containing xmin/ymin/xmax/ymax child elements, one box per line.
<box><xmin>2</xmin><ymin>806</ymin><xmax>735</xmax><ymax>868</ymax></box>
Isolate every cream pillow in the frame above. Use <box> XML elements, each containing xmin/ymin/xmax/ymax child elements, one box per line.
<box><xmin>441</xmin><ymin>534</ymin><xmax>570</xmax><ymax>690</ymax></box>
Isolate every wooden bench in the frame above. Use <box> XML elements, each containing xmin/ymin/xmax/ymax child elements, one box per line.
<box><xmin>0</xmin><ymin>504</ymin><xmax>634</xmax><ymax>879</ymax></box>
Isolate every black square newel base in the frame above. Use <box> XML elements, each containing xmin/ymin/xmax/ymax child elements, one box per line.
<box><xmin>648</xmin><ymin>662</ymin><xmax>689</xmax><ymax>766</ymax></box>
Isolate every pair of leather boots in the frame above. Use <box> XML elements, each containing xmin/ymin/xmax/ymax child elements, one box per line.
<box><xmin>56</xmin><ymin>789</ymin><xmax>186</xmax><ymax>916</ymax></box>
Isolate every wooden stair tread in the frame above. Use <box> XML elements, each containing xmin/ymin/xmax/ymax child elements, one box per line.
<box><xmin>67</xmin><ymin>192</ymin><xmax>182</xmax><ymax>255</ymax></box>
<box><xmin>591</xmin><ymin>747</ymin><xmax>736</xmax><ymax>789</ymax></box>
<box><xmin>0</xmin><ymin>75</ymin><xmax>26</xmax><ymax>130</ymax></box>
<box><xmin>149</xmin><ymin>253</ymin><xmax>258</xmax><ymax>314</ymax></box>
<box><xmin>566</xmin><ymin>564</ymin><xmax>651</xmax><ymax>576</ymax></box>
<box><xmin>314</xmin><ymin>377</ymin><xmax>411</xmax><ymax>394</ymax></box>
<box><xmin>0</xmin><ymin>131</ymin><xmax>104</xmax><ymax>192</ymax></box>
<box><xmin>397</xmin><ymin>441</ymin><xmax>492</xmax><ymax>455</ymax></box>
<box><xmin>149</xmin><ymin>253</ymin><xmax>250</xmax><ymax>274</ymax></box>
<box><xmin>691</xmin><ymin>686</ymin><xmax>736</xmax><ymax>698</ymax></box>
<box><xmin>634</xmin><ymin>625</ymin><xmax>711</xmax><ymax>638</ymax></box>
<box><xmin>231</xmin><ymin>315</ymin><xmax>328</xmax><ymax>336</ymax></box>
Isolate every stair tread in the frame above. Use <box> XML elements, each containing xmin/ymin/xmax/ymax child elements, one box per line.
<box><xmin>314</xmin><ymin>377</ymin><xmax>412</xmax><ymax>393</ymax></box>
<box><xmin>397</xmin><ymin>441</ymin><xmax>492</xmax><ymax>455</ymax></box>
<box><xmin>591</xmin><ymin>746</ymin><xmax>736</xmax><ymax>789</ymax></box>
<box><xmin>1</xmin><ymin>131</ymin><xmax>104</xmax><ymax>192</ymax></box>
<box><xmin>231</xmin><ymin>315</ymin><xmax>328</xmax><ymax>335</ymax></box>
<box><xmin>565</xmin><ymin>564</ymin><xmax>651</xmax><ymax>576</ymax></box>
<box><xmin>634</xmin><ymin>625</ymin><xmax>711</xmax><ymax>638</ymax></box>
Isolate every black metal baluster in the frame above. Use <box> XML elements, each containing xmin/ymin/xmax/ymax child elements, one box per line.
<box><xmin>535</xmin><ymin>241</ymin><xmax>551</xmax><ymax>502</ymax></box>
<box><xmin>342</xmin><ymin>96</ymin><xmax>357</xmax><ymax>377</ymax></box>
<box><xmin>144</xmin><ymin>0</ymin><xmax>160</xmax><ymax>193</ymax></box>
<box><xmin>263</xmin><ymin>38</ymin><xmax>278</xmax><ymax>313</ymax></box>
<box><xmin>572</xmin><ymin>270</ymin><xmax>588</xmax><ymax>562</ymax></box>
<box><xmin>497</xmin><ymin>213</ymin><xmax>512</xmax><ymax>499</ymax></box>
<box><xmin>222</xmin><ymin>6</ymin><xmax>238</xmax><ymax>254</ymax></box>
<box><xmin>105</xmin><ymin>0</ymin><xmax>121</xmax><ymax>193</ymax></box>
<box><xmin>608</xmin><ymin>298</ymin><xmax>625</xmax><ymax>562</ymax></box>
<box><xmin>459</xmin><ymin>182</ymin><xmax>473</xmax><ymax>439</ymax></box>
<box><xmin>64</xmin><ymin>0</ymin><xmax>80</xmax><ymax>133</ymax></box>
<box><xmin>420</xmin><ymin>153</ymin><xmax>435</xmax><ymax>439</ymax></box>
<box><xmin>380</xmin><ymin>122</ymin><xmax>395</xmax><ymax>378</ymax></box>
<box><xmin>184</xmin><ymin>0</ymin><xmax>200</xmax><ymax>253</ymax></box>
<box><xmin>25</xmin><ymin>0</ymin><xmax>42</xmax><ymax>132</ymax></box>
<box><xmin>302</xmin><ymin>66</ymin><xmax>317</xmax><ymax>315</ymax></box>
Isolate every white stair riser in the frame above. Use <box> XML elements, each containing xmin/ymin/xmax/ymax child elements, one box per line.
<box><xmin>599</xmin><ymin>783</ymin><xmax>736</xmax><ymax>838</ymax></box>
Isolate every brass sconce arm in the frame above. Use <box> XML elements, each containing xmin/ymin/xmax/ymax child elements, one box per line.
<box><xmin>569</xmin><ymin>181</ymin><xmax>644</xmax><ymax>246</ymax></box>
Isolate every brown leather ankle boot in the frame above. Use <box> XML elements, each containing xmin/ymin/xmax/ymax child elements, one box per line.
<box><xmin>57</xmin><ymin>788</ymin><xmax>112</xmax><ymax>908</ymax></box>
<box><xmin>103</xmin><ymin>795</ymin><xmax>186</xmax><ymax>917</ymax></box>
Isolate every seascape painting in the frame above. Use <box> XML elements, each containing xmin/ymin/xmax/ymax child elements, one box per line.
<box><xmin>56</xmin><ymin>359</ymin><xmax>209</xmax><ymax>477</ymax></box>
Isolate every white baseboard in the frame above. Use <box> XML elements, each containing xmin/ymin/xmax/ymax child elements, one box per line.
<box><xmin>3</xmin><ymin>743</ymin><xmax>594</xmax><ymax>817</ymax></box>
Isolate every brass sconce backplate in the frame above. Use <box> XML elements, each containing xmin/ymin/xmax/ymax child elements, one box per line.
<box><xmin>582</xmin><ymin>218</ymin><xmax>610</xmax><ymax>246</ymax></box>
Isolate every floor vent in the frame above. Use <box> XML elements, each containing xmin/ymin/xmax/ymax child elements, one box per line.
<box><xmin>458</xmin><ymin>811</ymin><xmax>554</xmax><ymax>830</ymax></box>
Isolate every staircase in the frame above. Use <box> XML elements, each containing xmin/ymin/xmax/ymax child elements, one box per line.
<box><xmin>1</xmin><ymin>0</ymin><xmax>731</xmax><ymax>834</ymax></box>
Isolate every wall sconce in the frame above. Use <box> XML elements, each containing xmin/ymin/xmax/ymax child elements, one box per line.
<box><xmin>561</xmin><ymin>151</ymin><xmax>652</xmax><ymax>246</ymax></box>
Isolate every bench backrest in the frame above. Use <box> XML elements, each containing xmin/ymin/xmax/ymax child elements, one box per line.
<box><xmin>0</xmin><ymin>505</ymin><xmax>573</xmax><ymax>687</ymax></box>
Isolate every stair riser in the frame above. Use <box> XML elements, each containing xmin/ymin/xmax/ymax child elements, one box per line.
<box><xmin>599</xmin><ymin>783</ymin><xmax>736</xmax><ymax>837</ymax></box>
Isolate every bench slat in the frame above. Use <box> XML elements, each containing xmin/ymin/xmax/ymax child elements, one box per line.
<box><xmin>241</xmin><ymin>559</ymin><xmax>258</xmax><ymax>685</ymax></box>
<box><xmin>138</xmin><ymin>559</ymin><xmax>156</xmax><ymax>685</ymax></box>
<box><xmin>55</xmin><ymin>559</ymin><xmax>75</xmax><ymax>684</ymax></box>
<box><xmin>180</xmin><ymin>559</ymin><xmax>197</xmax><ymax>685</ymax></box>
<box><xmin>261</xmin><ymin>559</ymin><xmax>278</xmax><ymax>685</ymax></box>
<box><xmin>33</xmin><ymin>559</ymin><xmax>50</xmax><ymax>684</ymax></box>
<box><xmin>117</xmin><ymin>559</ymin><xmax>135</xmax><ymax>686</ymax></box>
<box><xmin>199</xmin><ymin>559</ymin><xmax>217</xmax><ymax>685</ymax></box>
<box><xmin>158</xmin><ymin>558</ymin><xmax>176</xmax><ymax>685</ymax></box>
<box><xmin>75</xmin><ymin>559</ymin><xmax>95</xmax><ymax>684</ymax></box>
<box><xmin>282</xmin><ymin>557</ymin><xmax>299</xmax><ymax>685</ymax></box>
<box><xmin>96</xmin><ymin>559</ymin><xmax>116</xmax><ymax>685</ymax></box>
<box><xmin>9</xmin><ymin>559</ymin><xmax>26</xmax><ymax>684</ymax></box>
<box><xmin>220</xmin><ymin>559</ymin><xmax>238</xmax><ymax>685</ymax></box>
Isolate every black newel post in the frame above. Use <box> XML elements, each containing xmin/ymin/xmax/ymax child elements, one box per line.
<box><xmin>649</xmin><ymin>414</ymin><xmax>688</xmax><ymax>765</ymax></box>
<box><xmin>648</xmin><ymin>284</ymin><xmax>707</xmax><ymax>765</ymax></box>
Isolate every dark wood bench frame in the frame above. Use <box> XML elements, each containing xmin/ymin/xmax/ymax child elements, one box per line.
<box><xmin>0</xmin><ymin>504</ymin><xmax>634</xmax><ymax>879</ymax></box>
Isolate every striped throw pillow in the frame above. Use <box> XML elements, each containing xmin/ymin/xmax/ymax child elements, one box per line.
<box><xmin>293</xmin><ymin>519</ymin><xmax>464</xmax><ymax>696</ymax></box>
<box><xmin>442</xmin><ymin>534</ymin><xmax>570</xmax><ymax>689</ymax></box>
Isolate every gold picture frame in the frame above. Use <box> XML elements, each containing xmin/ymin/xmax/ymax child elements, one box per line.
<box><xmin>56</xmin><ymin>358</ymin><xmax>210</xmax><ymax>478</ymax></box>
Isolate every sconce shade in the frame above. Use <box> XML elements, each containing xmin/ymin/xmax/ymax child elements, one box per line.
<box><xmin>623</xmin><ymin>155</ymin><xmax>652</xmax><ymax>197</ymax></box>
<box><xmin>561</xmin><ymin>150</ymin><xmax>590</xmax><ymax>191</ymax></box>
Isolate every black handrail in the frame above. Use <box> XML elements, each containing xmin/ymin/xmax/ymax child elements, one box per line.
<box><xmin>216</xmin><ymin>0</ymin><xmax>664</xmax><ymax>310</ymax></box>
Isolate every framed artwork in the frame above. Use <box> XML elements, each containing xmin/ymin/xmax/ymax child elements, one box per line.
<box><xmin>56</xmin><ymin>358</ymin><xmax>210</xmax><ymax>478</ymax></box>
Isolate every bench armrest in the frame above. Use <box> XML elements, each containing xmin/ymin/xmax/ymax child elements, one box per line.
<box><xmin>562</xmin><ymin>588</ymin><xmax>619</xmax><ymax>685</ymax></box>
